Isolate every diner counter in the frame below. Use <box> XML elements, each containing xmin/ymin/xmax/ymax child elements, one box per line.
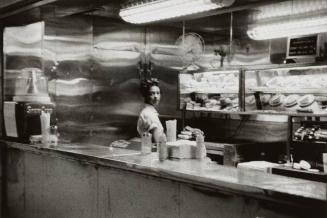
<box><xmin>2</xmin><ymin>140</ymin><xmax>326</xmax><ymax>203</ymax></box>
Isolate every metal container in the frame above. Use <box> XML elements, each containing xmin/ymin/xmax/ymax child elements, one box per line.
<box><xmin>13</xmin><ymin>68</ymin><xmax>50</xmax><ymax>102</ymax></box>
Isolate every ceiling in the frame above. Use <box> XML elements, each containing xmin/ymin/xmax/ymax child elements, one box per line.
<box><xmin>0</xmin><ymin>0</ymin><xmax>288</xmax><ymax>31</ymax></box>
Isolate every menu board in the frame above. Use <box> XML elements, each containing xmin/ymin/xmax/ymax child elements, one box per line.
<box><xmin>287</xmin><ymin>35</ymin><xmax>318</xmax><ymax>58</ymax></box>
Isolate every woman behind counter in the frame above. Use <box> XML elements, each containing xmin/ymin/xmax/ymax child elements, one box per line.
<box><xmin>137</xmin><ymin>78</ymin><xmax>164</xmax><ymax>143</ymax></box>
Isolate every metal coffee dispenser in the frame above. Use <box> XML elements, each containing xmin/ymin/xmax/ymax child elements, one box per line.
<box><xmin>4</xmin><ymin>68</ymin><xmax>55</xmax><ymax>143</ymax></box>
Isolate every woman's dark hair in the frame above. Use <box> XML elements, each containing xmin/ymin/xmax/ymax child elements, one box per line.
<box><xmin>140</xmin><ymin>78</ymin><xmax>160</xmax><ymax>98</ymax></box>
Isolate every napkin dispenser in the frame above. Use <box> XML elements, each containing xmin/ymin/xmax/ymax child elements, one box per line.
<box><xmin>167</xmin><ymin>140</ymin><xmax>197</xmax><ymax>159</ymax></box>
<box><xmin>4</xmin><ymin>101</ymin><xmax>55</xmax><ymax>143</ymax></box>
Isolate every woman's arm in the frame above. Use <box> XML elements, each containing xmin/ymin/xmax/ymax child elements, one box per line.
<box><xmin>151</xmin><ymin>127</ymin><xmax>163</xmax><ymax>143</ymax></box>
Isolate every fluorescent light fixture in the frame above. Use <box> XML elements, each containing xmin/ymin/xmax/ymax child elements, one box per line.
<box><xmin>248</xmin><ymin>0</ymin><xmax>327</xmax><ymax>40</ymax></box>
<box><xmin>119</xmin><ymin>0</ymin><xmax>235</xmax><ymax>24</ymax></box>
<box><xmin>252</xmin><ymin>0</ymin><xmax>327</xmax><ymax>21</ymax></box>
<box><xmin>247</xmin><ymin>14</ymin><xmax>327</xmax><ymax>40</ymax></box>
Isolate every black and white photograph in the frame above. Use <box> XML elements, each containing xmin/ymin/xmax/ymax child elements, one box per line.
<box><xmin>0</xmin><ymin>0</ymin><xmax>326</xmax><ymax>217</ymax></box>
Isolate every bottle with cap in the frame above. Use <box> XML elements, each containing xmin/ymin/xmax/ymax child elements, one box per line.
<box><xmin>158</xmin><ymin>134</ymin><xmax>168</xmax><ymax>161</ymax></box>
<box><xmin>195</xmin><ymin>134</ymin><xmax>206</xmax><ymax>160</ymax></box>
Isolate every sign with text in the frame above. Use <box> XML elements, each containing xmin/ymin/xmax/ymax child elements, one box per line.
<box><xmin>287</xmin><ymin>35</ymin><xmax>319</xmax><ymax>58</ymax></box>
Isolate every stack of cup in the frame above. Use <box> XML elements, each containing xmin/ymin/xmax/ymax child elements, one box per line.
<box><xmin>141</xmin><ymin>132</ymin><xmax>152</xmax><ymax>154</ymax></box>
<box><xmin>323</xmin><ymin>153</ymin><xmax>327</xmax><ymax>173</ymax></box>
<box><xmin>40</xmin><ymin>111</ymin><xmax>50</xmax><ymax>147</ymax></box>
<box><xmin>165</xmin><ymin>120</ymin><xmax>177</xmax><ymax>142</ymax></box>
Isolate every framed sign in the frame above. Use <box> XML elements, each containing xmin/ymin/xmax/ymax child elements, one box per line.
<box><xmin>286</xmin><ymin>34</ymin><xmax>319</xmax><ymax>59</ymax></box>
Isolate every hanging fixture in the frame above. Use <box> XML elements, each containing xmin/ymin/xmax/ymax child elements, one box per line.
<box><xmin>247</xmin><ymin>0</ymin><xmax>327</xmax><ymax>40</ymax></box>
<box><xmin>119</xmin><ymin>0</ymin><xmax>235</xmax><ymax>24</ymax></box>
<box><xmin>247</xmin><ymin>14</ymin><xmax>327</xmax><ymax>40</ymax></box>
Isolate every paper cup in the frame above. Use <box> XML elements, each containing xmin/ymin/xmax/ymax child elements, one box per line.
<box><xmin>323</xmin><ymin>153</ymin><xmax>327</xmax><ymax>173</ymax></box>
<box><xmin>40</xmin><ymin>111</ymin><xmax>50</xmax><ymax>147</ymax></box>
<box><xmin>165</xmin><ymin>120</ymin><xmax>177</xmax><ymax>142</ymax></box>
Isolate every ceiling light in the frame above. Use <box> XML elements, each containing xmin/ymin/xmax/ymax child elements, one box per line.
<box><xmin>247</xmin><ymin>14</ymin><xmax>327</xmax><ymax>40</ymax></box>
<box><xmin>252</xmin><ymin>0</ymin><xmax>327</xmax><ymax>21</ymax></box>
<box><xmin>119</xmin><ymin>0</ymin><xmax>235</xmax><ymax>24</ymax></box>
<box><xmin>248</xmin><ymin>0</ymin><xmax>327</xmax><ymax>40</ymax></box>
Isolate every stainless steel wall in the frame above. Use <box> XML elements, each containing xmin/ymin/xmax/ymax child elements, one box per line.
<box><xmin>1</xmin><ymin>16</ymin><xmax>281</xmax><ymax>145</ymax></box>
<box><xmin>43</xmin><ymin>16</ymin><xmax>188</xmax><ymax>145</ymax></box>
<box><xmin>3</xmin><ymin>22</ymin><xmax>43</xmax><ymax>100</ymax></box>
<box><xmin>43</xmin><ymin>16</ymin><xmax>94</xmax><ymax>144</ymax></box>
<box><xmin>6</xmin><ymin>14</ymin><xmax>327</xmax><ymax>145</ymax></box>
<box><xmin>43</xmin><ymin>16</ymin><xmax>147</xmax><ymax>145</ymax></box>
<box><xmin>90</xmin><ymin>17</ymin><xmax>144</xmax><ymax>145</ymax></box>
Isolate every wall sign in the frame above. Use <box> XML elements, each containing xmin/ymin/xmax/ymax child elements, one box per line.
<box><xmin>287</xmin><ymin>35</ymin><xmax>319</xmax><ymax>59</ymax></box>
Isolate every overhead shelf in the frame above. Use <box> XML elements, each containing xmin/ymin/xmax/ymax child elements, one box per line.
<box><xmin>180</xmin><ymin>89</ymin><xmax>239</xmax><ymax>94</ymax></box>
<box><xmin>247</xmin><ymin>87</ymin><xmax>327</xmax><ymax>94</ymax></box>
<box><xmin>292</xmin><ymin>140</ymin><xmax>327</xmax><ymax>145</ymax></box>
<box><xmin>250</xmin><ymin>110</ymin><xmax>327</xmax><ymax>117</ymax></box>
<box><xmin>183</xmin><ymin>108</ymin><xmax>327</xmax><ymax>117</ymax></box>
<box><xmin>184</xmin><ymin>108</ymin><xmax>241</xmax><ymax>114</ymax></box>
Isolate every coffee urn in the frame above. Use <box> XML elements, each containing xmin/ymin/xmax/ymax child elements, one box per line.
<box><xmin>4</xmin><ymin>68</ymin><xmax>55</xmax><ymax>143</ymax></box>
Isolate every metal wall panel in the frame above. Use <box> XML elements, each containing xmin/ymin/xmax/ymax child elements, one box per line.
<box><xmin>44</xmin><ymin>16</ymin><xmax>147</xmax><ymax>145</ymax></box>
<box><xmin>5</xmin><ymin>149</ymin><xmax>25</xmax><ymax>218</ymax></box>
<box><xmin>98</xmin><ymin>167</ymin><xmax>180</xmax><ymax>218</ymax></box>
<box><xmin>89</xmin><ymin>17</ymin><xmax>144</xmax><ymax>145</ymax></box>
<box><xmin>146</xmin><ymin>25</ymin><xmax>183</xmax><ymax>117</ymax></box>
<box><xmin>24</xmin><ymin>153</ymin><xmax>98</xmax><ymax>218</ymax></box>
<box><xmin>179</xmin><ymin>185</ymin><xmax>299</xmax><ymax>218</ymax></box>
<box><xmin>180</xmin><ymin>15</ymin><xmax>271</xmax><ymax>68</ymax></box>
<box><xmin>6</xmin><ymin>149</ymin><xmax>98</xmax><ymax>218</ymax></box>
<box><xmin>3</xmin><ymin>22</ymin><xmax>43</xmax><ymax>100</ymax></box>
<box><xmin>44</xmin><ymin>16</ymin><xmax>94</xmax><ymax>143</ymax></box>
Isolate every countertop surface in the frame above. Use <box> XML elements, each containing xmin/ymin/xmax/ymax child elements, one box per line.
<box><xmin>2</xmin><ymin>140</ymin><xmax>326</xmax><ymax>202</ymax></box>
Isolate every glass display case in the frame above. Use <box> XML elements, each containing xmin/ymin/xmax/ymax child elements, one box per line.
<box><xmin>178</xmin><ymin>70</ymin><xmax>240</xmax><ymax>113</ymax></box>
<box><xmin>245</xmin><ymin>64</ymin><xmax>327</xmax><ymax>115</ymax></box>
<box><xmin>178</xmin><ymin>64</ymin><xmax>327</xmax><ymax>115</ymax></box>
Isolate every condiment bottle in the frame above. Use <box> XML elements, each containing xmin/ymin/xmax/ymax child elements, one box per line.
<box><xmin>141</xmin><ymin>132</ymin><xmax>152</xmax><ymax>154</ymax></box>
<box><xmin>195</xmin><ymin>134</ymin><xmax>206</xmax><ymax>160</ymax></box>
<box><xmin>158</xmin><ymin>134</ymin><xmax>168</xmax><ymax>161</ymax></box>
